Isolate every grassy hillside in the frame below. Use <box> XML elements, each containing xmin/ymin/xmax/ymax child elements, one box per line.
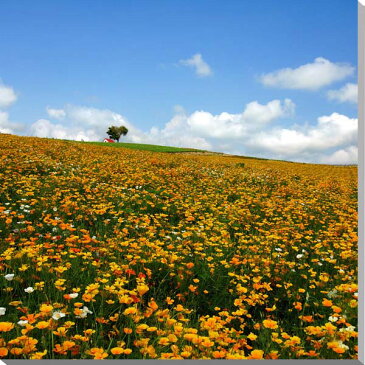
<box><xmin>0</xmin><ymin>134</ymin><xmax>358</xmax><ymax>360</ymax></box>
<box><xmin>74</xmin><ymin>140</ymin><xmax>207</xmax><ymax>153</ymax></box>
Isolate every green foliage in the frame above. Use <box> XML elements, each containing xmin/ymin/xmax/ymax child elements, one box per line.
<box><xmin>106</xmin><ymin>125</ymin><xmax>129</xmax><ymax>142</ymax></box>
<box><xmin>78</xmin><ymin>141</ymin><xmax>206</xmax><ymax>153</ymax></box>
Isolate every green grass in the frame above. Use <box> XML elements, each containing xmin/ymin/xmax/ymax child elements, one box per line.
<box><xmin>74</xmin><ymin>140</ymin><xmax>207</xmax><ymax>153</ymax></box>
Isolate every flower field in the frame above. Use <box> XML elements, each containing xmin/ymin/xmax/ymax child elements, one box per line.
<box><xmin>0</xmin><ymin>134</ymin><xmax>358</xmax><ymax>359</ymax></box>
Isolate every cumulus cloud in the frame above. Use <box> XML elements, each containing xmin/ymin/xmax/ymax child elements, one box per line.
<box><xmin>0</xmin><ymin>82</ymin><xmax>24</xmax><ymax>134</ymax></box>
<box><xmin>0</xmin><ymin>83</ymin><xmax>17</xmax><ymax>108</ymax></box>
<box><xmin>246</xmin><ymin>112</ymin><xmax>357</xmax><ymax>163</ymax></box>
<box><xmin>179</xmin><ymin>53</ymin><xmax>212</xmax><ymax>77</ymax></box>
<box><xmin>46</xmin><ymin>107</ymin><xmax>66</xmax><ymax>119</ymax></box>
<box><xmin>30</xmin><ymin>99</ymin><xmax>293</xmax><ymax>148</ymax></box>
<box><xmin>30</xmin><ymin>119</ymin><xmax>101</xmax><ymax>141</ymax></box>
<box><xmin>0</xmin><ymin>111</ymin><xmax>14</xmax><ymax>134</ymax></box>
<box><xmin>320</xmin><ymin>145</ymin><xmax>358</xmax><ymax>165</ymax></box>
<box><xmin>28</xmin><ymin>100</ymin><xmax>357</xmax><ymax>164</ymax></box>
<box><xmin>184</xmin><ymin>99</ymin><xmax>295</xmax><ymax>139</ymax></box>
<box><xmin>148</xmin><ymin>106</ymin><xmax>357</xmax><ymax>164</ymax></box>
<box><xmin>327</xmin><ymin>83</ymin><xmax>358</xmax><ymax>104</ymax></box>
<box><xmin>260</xmin><ymin>57</ymin><xmax>354</xmax><ymax>90</ymax></box>
<box><xmin>30</xmin><ymin>104</ymin><xmax>212</xmax><ymax>149</ymax></box>
<box><xmin>30</xmin><ymin>105</ymin><xmax>142</xmax><ymax>142</ymax></box>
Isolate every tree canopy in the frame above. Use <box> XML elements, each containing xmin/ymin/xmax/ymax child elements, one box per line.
<box><xmin>106</xmin><ymin>125</ymin><xmax>128</xmax><ymax>142</ymax></box>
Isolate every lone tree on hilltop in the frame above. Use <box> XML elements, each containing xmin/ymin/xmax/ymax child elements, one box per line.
<box><xmin>106</xmin><ymin>125</ymin><xmax>128</xmax><ymax>142</ymax></box>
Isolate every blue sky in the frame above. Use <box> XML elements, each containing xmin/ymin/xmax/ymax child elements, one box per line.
<box><xmin>0</xmin><ymin>0</ymin><xmax>358</xmax><ymax>163</ymax></box>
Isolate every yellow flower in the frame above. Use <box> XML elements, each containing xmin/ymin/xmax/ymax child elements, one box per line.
<box><xmin>263</xmin><ymin>319</ymin><xmax>278</xmax><ymax>330</ymax></box>
<box><xmin>249</xmin><ymin>349</ymin><xmax>264</xmax><ymax>359</ymax></box>
<box><xmin>247</xmin><ymin>333</ymin><xmax>257</xmax><ymax>341</ymax></box>
<box><xmin>137</xmin><ymin>284</ymin><xmax>149</xmax><ymax>296</ymax></box>
<box><xmin>30</xmin><ymin>350</ymin><xmax>47</xmax><ymax>359</ymax></box>
<box><xmin>40</xmin><ymin>304</ymin><xmax>53</xmax><ymax>313</ymax></box>
<box><xmin>0</xmin><ymin>322</ymin><xmax>14</xmax><ymax>332</ymax></box>
<box><xmin>123</xmin><ymin>307</ymin><xmax>137</xmax><ymax>315</ymax></box>
<box><xmin>36</xmin><ymin>321</ymin><xmax>50</xmax><ymax>329</ymax></box>
<box><xmin>111</xmin><ymin>347</ymin><xmax>124</xmax><ymax>355</ymax></box>
<box><xmin>158</xmin><ymin>337</ymin><xmax>170</xmax><ymax>345</ymax></box>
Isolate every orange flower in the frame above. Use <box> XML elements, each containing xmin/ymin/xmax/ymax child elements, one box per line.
<box><xmin>123</xmin><ymin>307</ymin><xmax>137</xmax><ymax>315</ymax></box>
<box><xmin>136</xmin><ymin>284</ymin><xmax>149</xmax><ymax>296</ymax></box>
<box><xmin>10</xmin><ymin>348</ymin><xmax>23</xmax><ymax>356</ymax></box>
<box><xmin>249</xmin><ymin>349</ymin><xmax>264</xmax><ymax>359</ymax></box>
<box><xmin>148</xmin><ymin>300</ymin><xmax>158</xmax><ymax>310</ymax></box>
<box><xmin>294</xmin><ymin>302</ymin><xmax>302</xmax><ymax>310</ymax></box>
<box><xmin>322</xmin><ymin>299</ymin><xmax>333</xmax><ymax>307</ymax></box>
<box><xmin>36</xmin><ymin>321</ymin><xmax>50</xmax><ymax>329</ymax></box>
<box><xmin>39</xmin><ymin>304</ymin><xmax>53</xmax><ymax>313</ymax></box>
<box><xmin>87</xmin><ymin>347</ymin><xmax>108</xmax><ymax>359</ymax></box>
<box><xmin>0</xmin><ymin>348</ymin><xmax>8</xmax><ymax>357</ymax></box>
<box><xmin>307</xmin><ymin>350</ymin><xmax>319</xmax><ymax>357</ymax></box>
<box><xmin>263</xmin><ymin>319</ymin><xmax>278</xmax><ymax>330</ymax></box>
<box><xmin>111</xmin><ymin>347</ymin><xmax>124</xmax><ymax>355</ymax></box>
<box><xmin>0</xmin><ymin>322</ymin><xmax>14</xmax><ymax>332</ymax></box>
<box><xmin>301</xmin><ymin>315</ymin><xmax>314</xmax><ymax>323</ymax></box>
<box><xmin>213</xmin><ymin>350</ymin><xmax>226</xmax><ymax>359</ymax></box>
<box><xmin>158</xmin><ymin>337</ymin><xmax>170</xmax><ymax>345</ymax></box>
<box><xmin>65</xmin><ymin>341</ymin><xmax>76</xmax><ymax>348</ymax></box>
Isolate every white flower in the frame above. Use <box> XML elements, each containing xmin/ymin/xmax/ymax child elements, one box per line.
<box><xmin>76</xmin><ymin>306</ymin><xmax>93</xmax><ymax>318</ymax></box>
<box><xmin>339</xmin><ymin>325</ymin><xmax>356</xmax><ymax>333</ymax></box>
<box><xmin>337</xmin><ymin>341</ymin><xmax>349</xmax><ymax>351</ymax></box>
<box><xmin>328</xmin><ymin>316</ymin><xmax>338</xmax><ymax>322</ymax></box>
<box><xmin>296</xmin><ymin>254</ymin><xmax>303</xmax><ymax>259</ymax></box>
<box><xmin>354</xmin><ymin>292</ymin><xmax>358</xmax><ymax>298</ymax></box>
<box><xmin>17</xmin><ymin>320</ymin><xmax>28</xmax><ymax>326</ymax></box>
<box><xmin>24</xmin><ymin>287</ymin><xmax>34</xmax><ymax>293</ymax></box>
<box><xmin>327</xmin><ymin>289</ymin><xmax>338</xmax><ymax>298</ymax></box>
<box><xmin>0</xmin><ymin>307</ymin><xmax>6</xmax><ymax>316</ymax></box>
<box><xmin>4</xmin><ymin>274</ymin><xmax>14</xmax><ymax>281</ymax></box>
<box><xmin>52</xmin><ymin>311</ymin><xmax>66</xmax><ymax>320</ymax></box>
<box><xmin>69</xmin><ymin>293</ymin><xmax>78</xmax><ymax>299</ymax></box>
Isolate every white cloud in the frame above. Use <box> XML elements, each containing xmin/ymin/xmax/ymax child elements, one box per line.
<box><xmin>179</xmin><ymin>53</ymin><xmax>212</xmax><ymax>77</ymax></box>
<box><xmin>0</xmin><ymin>82</ymin><xmax>23</xmax><ymax>134</ymax></box>
<box><xmin>260</xmin><ymin>57</ymin><xmax>354</xmax><ymax>90</ymax></box>
<box><xmin>46</xmin><ymin>107</ymin><xmax>66</xmax><ymax>119</ymax></box>
<box><xmin>0</xmin><ymin>111</ymin><xmax>13</xmax><ymax>133</ymax></box>
<box><xmin>320</xmin><ymin>145</ymin><xmax>358</xmax><ymax>165</ymax></box>
<box><xmin>29</xmin><ymin>101</ymin><xmax>357</xmax><ymax>165</ymax></box>
<box><xmin>30</xmin><ymin>119</ymin><xmax>100</xmax><ymax>141</ymax></box>
<box><xmin>34</xmin><ymin>104</ymin><xmax>211</xmax><ymax>149</ymax></box>
<box><xmin>327</xmin><ymin>83</ymin><xmax>358</xmax><ymax>104</ymax></box>
<box><xmin>185</xmin><ymin>99</ymin><xmax>294</xmax><ymax>139</ymax></box>
<box><xmin>246</xmin><ymin>112</ymin><xmax>357</xmax><ymax>162</ymax></box>
<box><xmin>32</xmin><ymin>105</ymin><xmax>139</xmax><ymax>142</ymax></box>
<box><xmin>0</xmin><ymin>84</ymin><xmax>17</xmax><ymax>108</ymax></box>
<box><xmin>147</xmin><ymin>106</ymin><xmax>357</xmax><ymax>164</ymax></box>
